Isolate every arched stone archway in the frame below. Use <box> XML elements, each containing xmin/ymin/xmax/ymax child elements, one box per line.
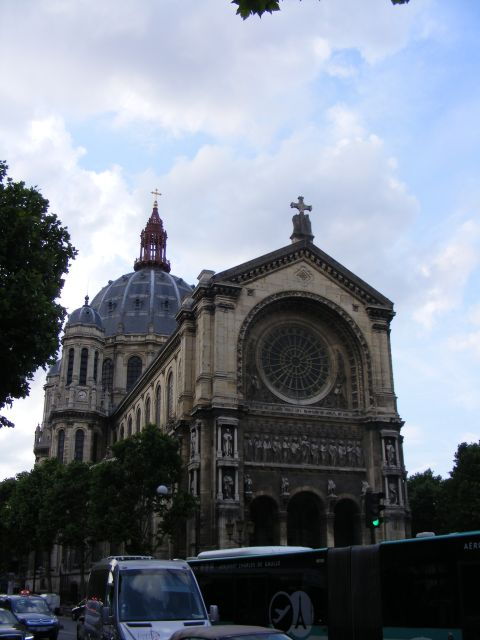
<box><xmin>334</xmin><ymin>498</ymin><xmax>360</xmax><ymax>547</ymax></box>
<box><xmin>287</xmin><ymin>491</ymin><xmax>325</xmax><ymax>547</ymax></box>
<box><xmin>249</xmin><ymin>496</ymin><xmax>279</xmax><ymax>545</ymax></box>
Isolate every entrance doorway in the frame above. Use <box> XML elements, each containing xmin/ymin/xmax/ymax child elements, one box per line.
<box><xmin>287</xmin><ymin>491</ymin><xmax>325</xmax><ymax>547</ymax></box>
<box><xmin>250</xmin><ymin>496</ymin><xmax>279</xmax><ymax>545</ymax></box>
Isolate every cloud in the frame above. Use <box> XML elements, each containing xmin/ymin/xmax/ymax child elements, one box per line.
<box><xmin>412</xmin><ymin>220</ymin><xmax>480</xmax><ymax>329</ymax></box>
<box><xmin>0</xmin><ymin>0</ymin><xmax>425</xmax><ymax>142</ymax></box>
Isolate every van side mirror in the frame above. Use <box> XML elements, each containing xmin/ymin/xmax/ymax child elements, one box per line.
<box><xmin>208</xmin><ymin>605</ymin><xmax>219</xmax><ymax>623</ymax></box>
<box><xmin>101</xmin><ymin>606</ymin><xmax>113</xmax><ymax>624</ymax></box>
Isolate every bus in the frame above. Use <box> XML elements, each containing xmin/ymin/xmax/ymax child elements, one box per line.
<box><xmin>188</xmin><ymin>531</ymin><xmax>480</xmax><ymax>640</ymax></box>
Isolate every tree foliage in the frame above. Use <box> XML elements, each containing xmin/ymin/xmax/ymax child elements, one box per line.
<box><xmin>231</xmin><ymin>0</ymin><xmax>409</xmax><ymax>20</ymax></box>
<box><xmin>6</xmin><ymin>459</ymin><xmax>65</xmax><ymax>591</ymax></box>
<box><xmin>89</xmin><ymin>425</ymin><xmax>196</xmax><ymax>555</ymax></box>
<box><xmin>1</xmin><ymin>428</ymin><xmax>194</xmax><ymax>590</ymax></box>
<box><xmin>55</xmin><ymin>462</ymin><xmax>92</xmax><ymax>594</ymax></box>
<box><xmin>407</xmin><ymin>468</ymin><xmax>447</xmax><ymax>536</ymax></box>
<box><xmin>0</xmin><ymin>161</ymin><xmax>77</xmax><ymax>427</ymax></box>
<box><xmin>446</xmin><ymin>441</ymin><xmax>480</xmax><ymax>533</ymax></box>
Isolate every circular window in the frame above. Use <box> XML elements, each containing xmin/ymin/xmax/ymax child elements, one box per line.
<box><xmin>257</xmin><ymin>323</ymin><xmax>331</xmax><ymax>403</ymax></box>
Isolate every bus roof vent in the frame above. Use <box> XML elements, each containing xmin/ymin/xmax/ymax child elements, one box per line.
<box><xmin>106</xmin><ymin>555</ymin><xmax>155</xmax><ymax>561</ymax></box>
<box><xmin>194</xmin><ymin>546</ymin><xmax>312</xmax><ymax>560</ymax></box>
<box><xmin>415</xmin><ymin>532</ymin><xmax>436</xmax><ymax>538</ymax></box>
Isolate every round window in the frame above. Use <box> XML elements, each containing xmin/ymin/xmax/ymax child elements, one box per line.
<box><xmin>257</xmin><ymin>323</ymin><xmax>331</xmax><ymax>404</ymax></box>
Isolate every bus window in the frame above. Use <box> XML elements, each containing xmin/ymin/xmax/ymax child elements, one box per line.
<box><xmin>381</xmin><ymin>552</ymin><xmax>458</xmax><ymax>629</ymax></box>
<box><xmin>459</xmin><ymin>562</ymin><xmax>480</xmax><ymax>640</ymax></box>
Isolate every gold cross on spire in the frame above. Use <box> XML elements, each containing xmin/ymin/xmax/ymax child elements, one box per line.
<box><xmin>151</xmin><ymin>188</ymin><xmax>162</xmax><ymax>205</ymax></box>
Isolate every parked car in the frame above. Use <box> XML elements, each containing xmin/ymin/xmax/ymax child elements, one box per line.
<box><xmin>169</xmin><ymin>626</ymin><xmax>292</xmax><ymax>640</ymax></box>
<box><xmin>0</xmin><ymin>607</ymin><xmax>34</xmax><ymax>640</ymax></box>
<box><xmin>0</xmin><ymin>595</ymin><xmax>61</xmax><ymax>640</ymax></box>
<box><xmin>38</xmin><ymin>595</ymin><xmax>60</xmax><ymax>616</ymax></box>
<box><xmin>71</xmin><ymin>600</ymin><xmax>86</xmax><ymax>622</ymax></box>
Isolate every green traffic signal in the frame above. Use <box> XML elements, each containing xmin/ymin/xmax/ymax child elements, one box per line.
<box><xmin>365</xmin><ymin>491</ymin><xmax>385</xmax><ymax>528</ymax></box>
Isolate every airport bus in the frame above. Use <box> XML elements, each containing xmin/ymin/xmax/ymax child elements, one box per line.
<box><xmin>188</xmin><ymin>531</ymin><xmax>480</xmax><ymax>640</ymax></box>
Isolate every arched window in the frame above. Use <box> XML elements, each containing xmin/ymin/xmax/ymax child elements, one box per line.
<box><xmin>93</xmin><ymin>351</ymin><xmax>99</xmax><ymax>382</ymax></box>
<box><xmin>102</xmin><ymin>358</ymin><xmax>113</xmax><ymax>392</ymax></box>
<box><xmin>79</xmin><ymin>348</ymin><xmax>88</xmax><ymax>385</ymax></box>
<box><xmin>127</xmin><ymin>356</ymin><xmax>142</xmax><ymax>392</ymax></box>
<box><xmin>57</xmin><ymin>429</ymin><xmax>65</xmax><ymax>463</ymax></box>
<box><xmin>74</xmin><ymin>430</ymin><xmax>85</xmax><ymax>462</ymax></box>
<box><xmin>127</xmin><ymin>416</ymin><xmax>133</xmax><ymax>437</ymax></box>
<box><xmin>136</xmin><ymin>408</ymin><xmax>141</xmax><ymax>433</ymax></box>
<box><xmin>66</xmin><ymin>348</ymin><xmax>74</xmax><ymax>385</ymax></box>
<box><xmin>155</xmin><ymin>385</ymin><xmax>161</xmax><ymax>427</ymax></box>
<box><xmin>91</xmin><ymin>432</ymin><xmax>99</xmax><ymax>463</ymax></box>
<box><xmin>167</xmin><ymin>372</ymin><xmax>174</xmax><ymax>419</ymax></box>
<box><xmin>145</xmin><ymin>396</ymin><xmax>151</xmax><ymax>425</ymax></box>
<box><xmin>120</xmin><ymin>424</ymin><xmax>125</xmax><ymax>440</ymax></box>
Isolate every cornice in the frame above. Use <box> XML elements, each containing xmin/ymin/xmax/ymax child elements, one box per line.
<box><xmin>213</xmin><ymin>240</ymin><xmax>393</xmax><ymax>309</ymax></box>
<box><xmin>192</xmin><ymin>281</ymin><xmax>243</xmax><ymax>304</ymax></box>
<box><xmin>50</xmin><ymin>408</ymin><xmax>106</xmax><ymax>422</ymax></box>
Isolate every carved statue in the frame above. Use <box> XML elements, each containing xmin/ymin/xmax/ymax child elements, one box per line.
<box><xmin>385</xmin><ymin>440</ymin><xmax>397</xmax><ymax>466</ymax></box>
<box><xmin>272</xmin><ymin>436</ymin><xmax>281</xmax><ymax>462</ymax></box>
<box><xmin>223</xmin><ymin>473</ymin><xmax>234</xmax><ymax>499</ymax></box>
<box><xmin>327</xmin><ymin>479</ymin><xmax>337</xmax><ymax>497</ymax></box>
<box><xmin>328</xmin><ymin>441</ymin><xmax>338</xmax><ymax>466</ymax></box>
<box><xmin>223</xmin><ymin>427</ymin><xmax>233</xmax><ymax>457</ymax></box>
<box><xmin>190</xmin><ymin>428</ymin><xmax>197</xmax><ymax>458</ymax></box>
<box><xmin>361</xmin><ymin>480</ymin><xmax>370</xmax><ymax>495</ymax></box>
<box><xmin>389</xmin><ymin>481</ymin><xmax>399</xmax><ymax>505</ymax></box>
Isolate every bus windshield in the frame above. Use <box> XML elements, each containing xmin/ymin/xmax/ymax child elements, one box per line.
<box><xmin>118</xmin><ymin>568</ymin><xmax>206</xmax><ymax>622</ymax></box>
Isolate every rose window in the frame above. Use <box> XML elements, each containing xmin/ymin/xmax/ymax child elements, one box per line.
<box><xmin>258</xmin><ymin>324</ymin><xmax>330</xmax><ymax>402</ymax></box>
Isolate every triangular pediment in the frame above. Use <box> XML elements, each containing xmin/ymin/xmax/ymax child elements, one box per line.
<box><xmin>212</xmin><ymin>239</ymin><xmax>393</xmax><ymax>309</ymax></box>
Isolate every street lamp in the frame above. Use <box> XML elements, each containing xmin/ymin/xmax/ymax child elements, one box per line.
<box><xmin>156</xmin><ymin>485</ymin><xmax>172</xmax><ymax>498</ymax></box>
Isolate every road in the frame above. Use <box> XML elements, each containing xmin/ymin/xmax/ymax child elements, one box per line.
<box><xmin>59</xmin><ymin>615</ymin><xmax>77</xmax><ymax>640</ymax></box>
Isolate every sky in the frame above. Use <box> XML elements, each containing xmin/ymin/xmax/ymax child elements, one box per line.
<box><xmin>1</xmin><ymin>0</ymin><xmax>479</xmax><ymax>482</ymax></box>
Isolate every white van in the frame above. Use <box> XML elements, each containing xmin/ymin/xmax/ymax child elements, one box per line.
<box><xmin>82</xmin><ymin>556</ymin><xmax>213</xmax><ymax>640</ymax></box>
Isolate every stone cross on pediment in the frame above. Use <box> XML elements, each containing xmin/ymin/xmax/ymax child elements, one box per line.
<box><xmin>290</xmin><ymin>196</ymin><xmax>312</xmax><ymax>214</ymax></box>
<box><xmin>290</xmin><ymin>196</ymin><xmax>314</xmax><ymax>243</ymax></box>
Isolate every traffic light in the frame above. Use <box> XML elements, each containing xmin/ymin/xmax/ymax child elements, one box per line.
<box><xmin>365</xmin><ymin>491</ymin><xmax>385</xmax><ymax>528</ymax></box>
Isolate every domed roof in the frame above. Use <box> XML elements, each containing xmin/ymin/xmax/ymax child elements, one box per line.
<box><xmin>90</xmin><ymin>268</ymin><xmax>193</xmax><ymax>337</ymax></box>
<box><xmin>47</xmin><ymin>359</ymin><xmax>61</xmax><ymax>377</ymax></box>
<box><xmin>88</xmin><ymin>196</ymin><xmax>193</xmax><ymax>338</ymax></box>
<box><xmin>66</xmin><ymin>296</ymin><xmax>104</xmax><ymax>330</ymax></box>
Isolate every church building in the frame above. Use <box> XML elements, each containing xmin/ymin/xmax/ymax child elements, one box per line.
<box><xmin>34</xmin><ymin>194</ymin><xmax>409</xmax><ymax>563</ymax></box>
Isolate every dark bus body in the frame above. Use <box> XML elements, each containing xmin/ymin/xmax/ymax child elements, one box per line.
<box><xmin>188</xmin><ymin>531</ymin><xmax>480</xmax><ymax>640</ymax></box>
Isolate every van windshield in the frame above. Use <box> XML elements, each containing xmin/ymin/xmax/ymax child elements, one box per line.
<box><xmin>118</xmin><ymin>568</ymin><xmax>206</xmax><ymax>622</ymax></box>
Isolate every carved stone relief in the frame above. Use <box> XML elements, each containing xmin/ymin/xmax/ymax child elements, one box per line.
<box><xmin>244</xmin><ymin>430</ymin><xmax>364</xmax><ymax>468</ymax></box>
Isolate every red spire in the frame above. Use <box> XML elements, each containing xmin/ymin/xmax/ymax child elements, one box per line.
<box><xmin>134</xmin><ymin>191</ymin><xmax>171</xmax><ymax>272</ymax></box>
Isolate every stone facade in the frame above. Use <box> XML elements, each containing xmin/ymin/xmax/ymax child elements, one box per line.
<box><xmin>34</xmin><ymin>196</ymin><xmax>409</xmax><ymax>566</ymax></box>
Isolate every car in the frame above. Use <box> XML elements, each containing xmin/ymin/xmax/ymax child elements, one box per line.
<box><xmin>0</xmin><ymin>595</ymin><xmax>61</xmax><ymax>640</ymax></box>
<box><xmin>38</xmin><ymin>595</ymin><xmax>60</xmax><ymax>616</ymax></box>
<box><xmin>168</xmin><ymin>625</ymin><xmax>292</xmax><ymax>640</ymax></box>
<box><xmin>71</xmin><ymin>600</ymin><xmax>86</xmax><ymax>622</ymax></box>
<box><xmin>0</xmin><ymin>607</ymin><xmax>34</xmax><ymax>640</ymax></box>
